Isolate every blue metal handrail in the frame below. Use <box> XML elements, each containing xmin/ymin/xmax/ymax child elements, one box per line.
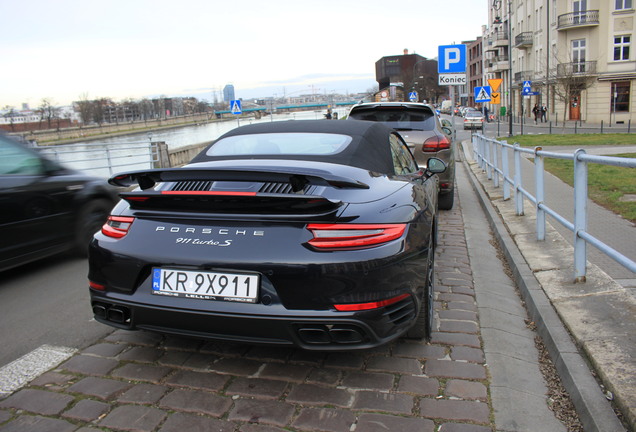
<box><xmin>472</xmin><ymin>134</ymin><xmax>636</xmax><ymax>281</ymax></box>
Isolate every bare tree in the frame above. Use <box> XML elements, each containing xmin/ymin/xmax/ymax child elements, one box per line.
<box><xmin>2</xmin><ymin>106</ymin><xmax>17</xmax><ymax>132</ymax></box>
<box><xmin>76</xmin><ymin>93</ymin><xmax>94</xmax><ymax>125</ymax></box>
<box><xmin>543</xmin><ymin>51</ymin><xmax>598</xmax><ymax>125</ymax></box>
<box><xmin>38</xmin><ymin>98</ymin><xmax>61</xmax><ymax>129</ymax></box>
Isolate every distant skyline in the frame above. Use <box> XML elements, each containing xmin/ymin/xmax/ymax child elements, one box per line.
<box><xmin>0</xmin><ymin>0</ymin><xmax>487</xmax><ymax>108</ymax></box>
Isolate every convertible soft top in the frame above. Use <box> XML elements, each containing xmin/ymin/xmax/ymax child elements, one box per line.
<box><xmin>189</xmin><ymin>120</ymin><xmax>398</xmax><ymax>175</ymax></box>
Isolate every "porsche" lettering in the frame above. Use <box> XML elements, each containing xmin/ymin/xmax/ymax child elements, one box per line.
<box><xmin>155</xmin><ymin>227</ymin><xmax>264</xmax><ymax>236</ymax></box>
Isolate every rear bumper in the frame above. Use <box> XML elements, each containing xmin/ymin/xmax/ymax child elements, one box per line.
<box><xmin>90</xmin><ymin>292</ymin><xmax>419</xmax><ymax>350</ymax></box>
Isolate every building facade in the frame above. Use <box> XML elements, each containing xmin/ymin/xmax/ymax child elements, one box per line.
<box><xmin>467</xmin><ymin>37</ymin><xmax>485</xmax><ymax>108</ymax></box>
<box><xmin>483</xmin><ymin>0</ymin><xmax>635</xmax><ymax>124</ymax></box>
<box><xmin>375</xmin><ymin>50</ymin><xmax>445</xmax><ymax>103</ymax></box>
<box><xmin>223</xmin><ymin>84</ymin><xmax>236</xmax><ymax>103</ymax></box>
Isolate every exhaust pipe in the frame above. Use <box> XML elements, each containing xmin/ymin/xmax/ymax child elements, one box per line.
<box><xmin>92</xmin><ymin>304</ymin><xmax>107</xmax><ymax>318</ymax></box>
<box><xmin>106</xmin><ymin>307</ymin><xmax>128</xmax><ymax>324</ymax></box>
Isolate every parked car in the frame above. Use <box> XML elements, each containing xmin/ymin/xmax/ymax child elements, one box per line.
<box><xmin>463</xmin><ymin>110</ymin><xmax>485</xmax><ymax>130</ymax></box>
<box><xmin>347</xmin><ymin>102</ymin><xmax>455</xmax><ymax>210</ymax></box>
<box><xmin>88</xmin><ymin>120</ymin><xmax>446</xmax><ymax>350</ymax></box>
<box><xmin>0</xmin><ymin>133</ymin><xmax>118</xmax><ymax>272</ymax></box>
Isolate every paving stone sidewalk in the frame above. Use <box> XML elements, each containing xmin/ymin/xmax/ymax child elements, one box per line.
<box><xmin>0</xmin><ymin>197</ymin><xmax>495</xmax><ymax>432</ymax></box>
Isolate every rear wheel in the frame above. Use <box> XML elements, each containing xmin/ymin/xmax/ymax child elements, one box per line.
<box><xmin>438</xmin><ymin>190</ymin><xmax>454</xmax><ymax>210</ymax></box>
<box><xmin>73</xmin><ymin>199</ymin><xmax>113</xmax><ymax>256</ymax></box>
<box><xmin>406</xmin><ymin>229</ymin><xmax>435</xmax><ymax>340</ymax></box>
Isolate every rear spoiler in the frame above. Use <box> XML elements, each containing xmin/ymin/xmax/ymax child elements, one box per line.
<box><xmin>109</xmin><ymin>167</ymin><xmax>369</xmax><ymax>190</ymax></box>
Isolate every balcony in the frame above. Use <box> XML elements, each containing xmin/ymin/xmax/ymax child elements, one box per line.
<box><xmin>486</xmin><ymin>55</ymin><xmax>510</xmax><ymax>72</ymax></box>
<box><xmin>557</xmin><ymin>10</ymin><xmax>599</xmax><ymax>30</ymax></box>
<box><xmin>514</xmin><ymin>71</ymin><xmax>533</xmax><ymax>83</ymax></box>
<box><xmin>556</xmin><ymin>61</ymin><xmax>597</xmax><ymax>77</ymax></box>
<box><xmin>514</xmin><ymin>32</ymin><xmax>533</xmax><ymax>48</ymax></box>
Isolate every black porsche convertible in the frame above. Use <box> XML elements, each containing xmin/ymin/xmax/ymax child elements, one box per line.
<box><xmin>88</xmin><ymin>120</ymin><xmax>445</xmax><ymax>350</ymax></box>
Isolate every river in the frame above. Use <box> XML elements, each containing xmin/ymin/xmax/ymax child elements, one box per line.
<box><xmin>38</xmin><ymin>108</ymin><xmax>348</xmax><ymax>177</ymax></box>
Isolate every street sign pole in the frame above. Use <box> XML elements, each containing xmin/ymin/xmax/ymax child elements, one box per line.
<box><xmin>438</xmin><ymin>44</ymin><xmax>468</xmax><ymax>136</ymax></box>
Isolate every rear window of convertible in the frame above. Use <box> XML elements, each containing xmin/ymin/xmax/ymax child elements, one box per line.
<box><xmin>349</xmin><ymin>108</ymin><xmax>436</xmax><ymax>131</ymax></box>
<box><xmin>206</xmin><ymin>133</ymin><xmax>353</xmax><ymax>156</ymax></box>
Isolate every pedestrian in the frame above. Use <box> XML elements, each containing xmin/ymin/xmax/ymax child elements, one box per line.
<box><xmin>532</xmin><ymin>104</ymin><xmax>539</xmax><ymax>124</ymax></box>
<box><xmin>541</xmin><ymin>104</ymin><xmax>547</xmax><ymax>122</ymax></box>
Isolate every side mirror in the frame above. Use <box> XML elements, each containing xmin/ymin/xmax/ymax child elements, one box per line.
<box><xmin>426</xmin><ymin>157</ymin><xmax>447</xmax><ymax>174</ymax></box>
<box><xmin>441</xmin><ymin>126</ymin><xmax>453</xmax><ymax>136</ymax></box>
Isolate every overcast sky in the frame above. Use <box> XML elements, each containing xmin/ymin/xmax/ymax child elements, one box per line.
<box><xmin>1</xmin><ymin>0</ymin><xmax>487</xmax><ymax>108</ymax></box>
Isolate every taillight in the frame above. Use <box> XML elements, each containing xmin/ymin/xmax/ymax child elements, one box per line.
<box><xmin>306</xmin><ymin>223</ymin><xmax>406</xmax><ymax>250</ymax></box>
<box><xmin>102</xmin><ymin>216</ymin><xmax>135</xmax><ymax>238</ymax></box>
<box><xmin>422</xmin><ymin>135</ymin><xmax>451</xmax><ymax>152</ymax></box>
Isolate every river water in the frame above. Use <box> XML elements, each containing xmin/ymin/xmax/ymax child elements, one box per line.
<box><xmin>75</xmin><ymin>109</ymin><xmax>344</xmax><ymax>149</ymax></box>
<box><xmin>39</xmin><ymin>108</ymin><xmax>348</xmax><ymax>177</ymax></box>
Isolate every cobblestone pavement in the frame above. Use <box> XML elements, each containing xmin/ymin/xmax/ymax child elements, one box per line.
<box><xmin>0</xmin><ymin>196</ymin><xmax>495</xmax><ymax>432</ymax></box>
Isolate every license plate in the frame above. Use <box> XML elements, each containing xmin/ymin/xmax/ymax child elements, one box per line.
<box><xmin>152</xmin><ymin>268</ymin><xmax>259</xmax><ymax>303</ymax></box>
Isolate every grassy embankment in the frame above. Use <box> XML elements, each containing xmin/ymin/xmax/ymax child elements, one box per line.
<box><xmin>511</xmin><ymin>134</ymin><xmax>636</xmax><ymax>223</ymax></box>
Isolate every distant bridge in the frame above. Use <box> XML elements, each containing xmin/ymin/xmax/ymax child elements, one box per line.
<box><xmin>214</xmin><ymin>101</ymin><xmax>359</xmax><ymax>115</ymax></box>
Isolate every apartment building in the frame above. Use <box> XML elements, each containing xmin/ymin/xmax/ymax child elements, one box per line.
<box><xmin>483</xmin><ymin>0</ymin><xmax>635</xmax><ymax>124</ymax></box>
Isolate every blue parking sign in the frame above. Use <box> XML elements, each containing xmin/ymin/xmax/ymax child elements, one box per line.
<box><xmin>438</xmin><ymin>45</ymin><xmax>467</xmax><ymax>74</ymax></box>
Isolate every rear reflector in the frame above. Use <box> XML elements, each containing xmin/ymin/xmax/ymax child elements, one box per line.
<box><xmin>89</xmin><ymin>280</ymin><xmax>106</xmax><ymax>291</ymax></box>
<box><xmin>334</xmin><ymin>293</ymin><xmax>411</xmax><ymax>311</ymax></box>
<box><xmin>102</xmin><ymin>216</ymin><xmax>135</xmax><ymax>239</ymax></box>
<box><xmin>306</xmin><ymin>223</ymin><xmax>406</xmax><ymax>250</ymax></box>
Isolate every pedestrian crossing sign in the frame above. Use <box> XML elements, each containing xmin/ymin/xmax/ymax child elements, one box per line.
<box><xmin>522</xmin><ymin>81</ymin><xmax>532</xmax><ymax>95</ymax></box>
<box><xmin>230</xmin><ymin>100</ymin><xmax>242</xmax><ymax>115</ymax></box>
<box><xmin>474</xmin><ymin>86</ymin><xmax>491</xmax><ymax>103</ymax></box>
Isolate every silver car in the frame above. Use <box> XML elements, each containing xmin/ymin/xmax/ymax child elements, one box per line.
<box><xmin>463</xmin><ymin>110</ymin><xmax>485</xmax><ymax>130</ymax></box>
<box><xmin>348</xmin><ymin>102</ymin><xmax>455</xmax><ymax>210</ymax></box>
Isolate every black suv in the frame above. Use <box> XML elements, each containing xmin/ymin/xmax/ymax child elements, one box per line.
<box><xmin>0</xmin><ymin>133</ymin><xmax>119</xmax><ymax>271</ymax></box>
<box><xmin>348</xmin><ymin>102</ymin><xmax>455</xmax><ymax>209</ymax></box>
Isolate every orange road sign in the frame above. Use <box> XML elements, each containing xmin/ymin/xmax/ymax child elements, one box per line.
<box><xmin>488</xmin><ymin>79</ymin><xmax>503</xmax><ymax>92</ymax></box>
<box><xmin>491</xmin><ymin>92</ymin><xmax>501</xmax><ymax>104</ymax></box>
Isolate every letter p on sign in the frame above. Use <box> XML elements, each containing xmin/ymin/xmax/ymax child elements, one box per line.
<box><xmin>445</xmin><ymin>48</ymin><xmax>460</xmax><ymax>69</ymax></box>
<box><xmin>438</xmin><ymin>45</ymin><xmax>467</xmax><ymax>74</ymax></box>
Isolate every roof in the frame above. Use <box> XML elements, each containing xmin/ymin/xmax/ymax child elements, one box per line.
<box><xmin>190</xmin><ymin>120</ymin><xmax>398</xmax><ymax>175</ymax></box>
<box><xmin>350</xmin><ymin>102</ymin><xmax>435</xmax><ymax>111</ymax></box>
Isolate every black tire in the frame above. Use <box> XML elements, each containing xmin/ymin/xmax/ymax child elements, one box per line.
<box><xmin>73</xmin><ymin>198</ymin><xmax>113</xmax><ymax>256</ymax></box>
<box><xmin>438</xmin><ymin>190</ymin><xmax>454</xmax><ymax>210</ymax></box>
<box><xmin>406</xmin><ymin>230</ymin><xmax>435</xmax><ymax>340</ymax></box>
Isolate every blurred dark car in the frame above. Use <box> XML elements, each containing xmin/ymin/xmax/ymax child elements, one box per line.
<box><xmin>88</xmin><ymin>120</ymin><xmax>446</xmax><ymax>350</ymax></box>
<box><xmin>347</xmin><ymin>102</ymin><xmax>456</xmax><ymax>210</ymax></box>
<box><xmin>0</xmin><ymin>133</ymin><xmax>118</xmax><ymax>271</ymax></box>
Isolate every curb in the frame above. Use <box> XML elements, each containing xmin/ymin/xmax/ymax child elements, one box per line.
<box><xmin>460</xmin><ymin>147</ymin><xmax>626</xmax><ymax>432</ymax></box>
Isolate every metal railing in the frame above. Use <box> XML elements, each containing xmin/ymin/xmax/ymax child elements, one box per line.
<box><xmin>36</xmin><ymin>141</ymin><xmax>159</xmax><ymax>178</ymax></box>
<box><xmin>557</xmin><ymin>10</ymin><xmax>600</xmax><ymax>29</ymax></box>
<box><xmin>471</xmin><ymin>133</ymin><xmax>636</xmax><ymax>281</ymax></box>
<box><xmin>556</xmin><ymin>61</ymin><xmax>597</xmax><ymax>76</ymax></box>
<box><xmin>514</xmin><ymin>32</ymin><xmax>533</xmax><ymax>47</ymax></box>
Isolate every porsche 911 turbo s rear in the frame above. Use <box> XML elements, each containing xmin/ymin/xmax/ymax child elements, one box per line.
<box><xmin>88</xmin><ymin>121</ymin><xmax>441</xmax><ymax>350</ymax></box>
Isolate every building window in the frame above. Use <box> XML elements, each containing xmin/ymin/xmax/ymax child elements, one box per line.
<box><xmin>615</xmin><ymin>0</ymin><xmax>633</xmax><ymax>10</ymax></box>
<box><xmin>611</xmin><ymin>81</ymin><xmax>630</xmax><ymax>112</ymax></box>
<box><xmin>572</xmin><ymin>39</ymin><xmax>587</xmax><ymax>72</ymax></box>
<box><xmin>614</xmin><ymin>36</ymin><xmax>631</xmax><ymax>60</ymax></box>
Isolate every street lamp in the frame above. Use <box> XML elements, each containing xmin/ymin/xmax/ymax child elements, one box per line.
<box><xmin>494</xmin><ymin>0</ymin><xmax>514</xmax><ymax>136</ymax></box>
